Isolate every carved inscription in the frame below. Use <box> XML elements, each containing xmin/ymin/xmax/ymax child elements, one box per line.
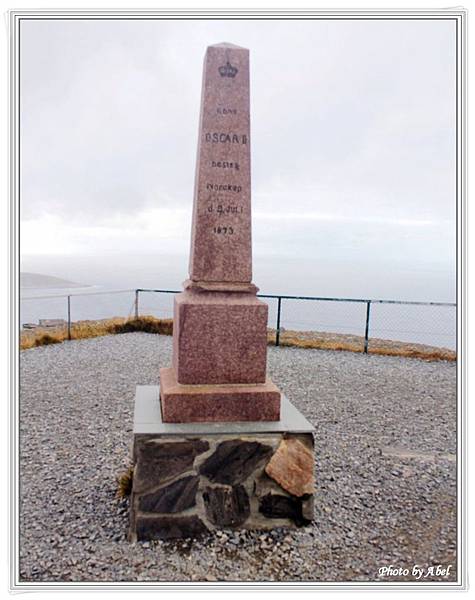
<box><xmin>211</xmin><ymin>161</ymin><xmax>240</xmax><ymax>171</ymax></box>
<box><xmin>206</xmin><ymin>183</ymin><xmax>242</xmax><ymax>193</ymax></box>
<box><xmin>198</xmin><ymin>55</ymin><xmax>248</xmax><ymax>248</ymax></box>
<box><xmin>207</xmin><ymin>204</ymin><xmax>243</xmax><ymax>214</ymax></box>
<box><xmin>205</xmin><ymin>161</ymin><xmax>244</xmax><ymax>234</ymax></box>
<box><xmin>205</xmin><ymin>132</ymin><xmax>247</xmax><ymax>144</ymax></box>
<box><xmin>213</xmin><ymin>226</ymin><xmax>234</xmax><ymax>235</ymax></box>
<box><xmin>206</xmin><ymin>198</ymin><xmax>243</xmax><ymax>235</ymax></box>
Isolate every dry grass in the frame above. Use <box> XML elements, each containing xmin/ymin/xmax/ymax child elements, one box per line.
<box><xmin>117</xmin><ymin>466</ymin><xmax>134</xmax><ymax>499</ymax></box>
<box><xmin>20</xmin><ymin>316</ymin><xmax>172</xmax><ymax>350</ymax></box>
<box><xmin>20</xmin><ymin>316</ymin><xmax>455</xmax><ymax>362</ymax></box>
<box><xmin>21</xmin><ymin>317</ymin><xmax>125</xmax><ymax>350</ymax></box>
<box><xmin>267</xmin><ymin>329</ymin><xmax>456</xmax><ymax>362</ymax></box>
<box><xmin>109</xmin><ymin>316</ymin><xmax>173</xmax><ymax>336</ymax></box>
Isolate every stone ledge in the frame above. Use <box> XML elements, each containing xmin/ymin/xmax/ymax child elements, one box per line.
<box><xmin>183</xmin><ymin>279</ymin><xmax>259</xmax><ymax>294</ymax></box>
<box><xmin>134</xmin><ymin>385</ymin><xmax>315</xmax><ymax>435</ymax></box>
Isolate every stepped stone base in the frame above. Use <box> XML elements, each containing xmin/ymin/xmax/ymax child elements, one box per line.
<box><xmin>160</xmin><ymin>367</ymin><xmax>281</xmax><ymax>423</ymax></box>
<box><xmin>129</xmin><ymin>386</ymin><xmax>316</xmax><ymax>541</ymax></box>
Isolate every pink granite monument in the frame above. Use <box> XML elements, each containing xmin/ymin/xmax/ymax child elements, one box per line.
<box><xmin>129</xmin><ymin>43</ymin><xmax>315</xmax><ymax>541</ymax></box>
<box><xmin>160</xmin><ymin>43</ymin><xmax>281</xmax><ymax>423</ymax></box>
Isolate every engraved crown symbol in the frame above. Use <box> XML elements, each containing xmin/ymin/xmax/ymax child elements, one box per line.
<box><xmin>218</xmin><ymin>61</ymin><xmax>238</xmax><ymax>78</ymax></box>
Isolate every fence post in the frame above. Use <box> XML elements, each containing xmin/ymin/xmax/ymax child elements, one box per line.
<box><xmin>134</xmin><ymin>290</ymin><xmax>139</xmax><ymax>319</ymax></box>
<box><xmin>364</xmin><ymin>300</ymin><xmax>371</xmax><ymax>353</ymax></box>
<box><xmin>67</xmin><ymin>295</ymin><xmax>71</xmax><ymax>341</ymax></box>
<box><xmin>275</xmin><ymin>297</ymin><xmax>282</xmax><ymax>347</ymax></box>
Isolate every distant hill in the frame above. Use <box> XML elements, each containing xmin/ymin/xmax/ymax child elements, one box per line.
<box><xmin>20</xmin><ymin>272</ymin><xmax>87</xmax><ymax>289</ymax></box>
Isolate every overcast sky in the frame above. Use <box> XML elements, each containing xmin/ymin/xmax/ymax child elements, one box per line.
<box><xmin>20</xmin><ymin>17</ymin><xmax>456</xmax><ymax>271</ymax></box>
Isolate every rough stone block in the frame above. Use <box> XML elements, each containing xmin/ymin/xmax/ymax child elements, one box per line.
<box><xmin>203</xmin><ymin>485</ymin><xmax>250</xmax><ymax>527</ymax></box>
<box><xmin>135</xmin><ymin>515</ymin><xmax>208</xmax><ymax>541</ymax></box>
<box><xmin>265</xmin><ymin>437</ymin><xmax>315</xmax><ymax>497</ymax></box>
<box><xmin>138</xmin><ymin>475</ymin><xmax>200</xmax><ymax>513</ymax></box>
<box><xmin>199</xmin><ymin>439</ymin><xmax>273</xmax><ymax>484</ymax></box>
<box><xmin>258</xmin><ymin>494</ymin><xmax>310</xmax><ymax>527</ymax></box>
<box><xmin>172</xmin><ymin>290</ymin><xmax>268</xmax><ymax>385</ymax></box>
<box><xmin>133</xmin><ymin>439</ymin><xmax>209</xmax><ymax>492</ymax></box>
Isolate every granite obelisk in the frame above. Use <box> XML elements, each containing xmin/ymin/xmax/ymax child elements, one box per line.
<box><xmin>160</xmin><ymin>43</ymin><xmax>281</xmax><ymax>422</ymax></box>
<box><xmin>188</xmin><ymin>42</ymin><xmax>252</xmax><ymax>285</ymax></box>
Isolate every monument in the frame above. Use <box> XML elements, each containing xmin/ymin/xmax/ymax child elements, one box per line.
<box><xmin>159</xmin><ymin>42</ymin><xmax>280</xmax><ymax>423</ymax></box>
<box><xmin>129</xmin><ymin>43</ymin><xmax>315</xmax><ymax>541</ymax></box>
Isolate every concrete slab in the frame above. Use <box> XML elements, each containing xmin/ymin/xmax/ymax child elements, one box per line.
<box><xmin>133</xmin><ymin>385</ymin><xmax>315</xmax><ymax>435</ymax></box>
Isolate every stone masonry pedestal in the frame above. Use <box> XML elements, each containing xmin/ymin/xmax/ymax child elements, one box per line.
<box><xmin>129</xmin><ymin>386</ymin><xmax>315</xmax><ymax>541</ymax></box>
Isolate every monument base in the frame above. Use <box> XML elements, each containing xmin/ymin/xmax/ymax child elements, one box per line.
<box><xmin>160</xmin><ymin>367</ymin><xmax>281</xmax><ymax>423</ymax></box>
<box><xmin>129</xmin><ymin>385</ymin><xmax>316</xmax><ymax>541</ymax></box>
<box><xmin>172</xmin><ymin>290</ymin><xmax>269</xmax><ymax>385</ymax></box>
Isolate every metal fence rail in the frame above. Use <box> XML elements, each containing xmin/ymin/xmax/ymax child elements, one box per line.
<box><xmin>20</xmin><ymin>287</ymin><xmax>456</xmax><ymax>352</ymax></box>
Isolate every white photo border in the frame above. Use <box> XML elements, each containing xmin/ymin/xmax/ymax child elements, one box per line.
<box><xmin>8</xmin><ymin>7</ymin><xmax>467</xmax><ymax>592</ymax></box>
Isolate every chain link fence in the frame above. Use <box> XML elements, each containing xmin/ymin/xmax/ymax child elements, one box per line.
<box><xmin>20</xmin><ymin>289</ymin><xmax>136</xmax><ymax>340</ymax></box>
<box><xmin>20</xmin><ymin>288</ymin><xmax>456</xmax><ymax>352</ymax></box>
<box><xmin>367</xmin><ymin>301</ymin><xmax>456</xmax><ymax>350</ymax></box>
<box><xmin>257</xmin><ymin>294</ymin><xmax>456</xmax><ymax>352</ymax></box>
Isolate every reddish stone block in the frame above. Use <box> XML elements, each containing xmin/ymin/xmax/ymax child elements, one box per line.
<box><xmin>265</xmin><ymin>438</ymin><xmax>315</xmax><ymax>497</ymax></box>
<box><xmin>172</xmin><ymin>290</ymin><xmax>268</xmax><ymax>385</ymax></box>
<box><xmin>159</xmin><ymin>367</ymin><xmax>281</xmax><ymax>423</ymax></box>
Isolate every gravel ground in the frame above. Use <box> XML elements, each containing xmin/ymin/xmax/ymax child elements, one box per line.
<box><xmin>19</xmin><ymin>333</ymin><xmax>457</xmax><ymax>583</ymax></box>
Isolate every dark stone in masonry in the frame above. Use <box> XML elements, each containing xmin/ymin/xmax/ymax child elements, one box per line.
<box><xmin>134</xmin><ymin>439</ymin><xmax>209</xmax><ymax>492</ymax></box>
<box><xmin>138</xmin><ymin>475</ymin><xmax>200</xmax><ymax>513</ymax></box>
<box><xmin>135</xmin><ymin>515</ymin><xmax>209</xmax><ymax>540</ymax></box>
<box><xmin>199</xmin><ymin>439</ymin><xmax>273</xmax><ymax>484</ymax></box>
<box><xmin>259</xmin><ymin>493</ymin><xmax>311</xmax><ymax>526</ymax></box>
<box><xmin>203</xmin><ymin>485</ymin><xmax>250</xmax><ymax>527</ymax></box>
<box><xmin>301</xmin><ymin>494</ymin><xmax>315</xmax><ymax>521</ymax></box>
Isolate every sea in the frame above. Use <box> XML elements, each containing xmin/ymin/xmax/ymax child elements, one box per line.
<box><xmin>19</xmin><ymin>254</ymin><xmax>457</xmax><ymax>350</ymax></box>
